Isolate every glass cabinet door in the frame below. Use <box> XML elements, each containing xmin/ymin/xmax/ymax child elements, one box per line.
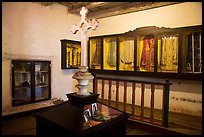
<box><xmin>137</xmin><ymin>34</ymin><xmax>155</xmax><ymax>72</ymax></box>
<box><xmin>12</xmin><ymin>60</ymin><xmax>51</xmax><ymax>106</ymax></box>
<box><xmin>89</xmin><ymin>38</ymin><xmax>102</xmax><ymax>69</ymax></box>
<box><xmin>157</xmin><ymin>33</ymin><xmax>179</xmax><ymax>73</ymax></box>
<box><xmin>182</xmin><ymin>31</ymin><xmax>202</xmax><ymax>73</ymax></box>
<box><xmin>119</xmin><ymin>36</ymin><xmax>134</xmax><ymax>71</ymax></box>
<box><xmin>103</xmin><ymin>37</ymin><xmax>117</xmax><ymax>70</ymax></box>
<box><xmin>12</xmin><ymin>61</ymin><xmax>32</xmax><ymax>106</ymax></box>
<box><xmin>35</xmin><ymin>61</ymin><xmax>50</xmax><ymax>101</ymax></box>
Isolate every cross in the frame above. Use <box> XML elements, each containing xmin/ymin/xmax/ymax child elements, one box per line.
<box><xmin>71</xmin><ymin>6</ymin><xmax>99</xmax><ymax>67</ymax></box>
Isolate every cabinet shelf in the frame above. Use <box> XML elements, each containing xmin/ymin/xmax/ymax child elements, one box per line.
<box><xmin>35</xmin><ymin>71</ymin><xmax>48</xmax><ymax>73</ymax></box>
<box><xmin>14</xmin><ymin>71</ymin><xmax>30</xmax><ymax>74</ymax></box>
<box><xmin>35</xmin><ymin>84</ymin><xmax>48</xmax><ymax>88</ymax></box>
<box><xmin>14</xmin><ymin>86</ymin><xmax>30</xmax><ymax>89</ymax></box>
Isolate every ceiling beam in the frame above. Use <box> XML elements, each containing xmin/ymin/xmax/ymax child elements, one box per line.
<box><xmin>88</xmin><ymin>2</ymin><xmax>181</xmax><ymax>19</ymax></box>
<box><xmin>38</xmin><ymin>2</ymin><xmax>183</xmax><ymax>19</ymax></box>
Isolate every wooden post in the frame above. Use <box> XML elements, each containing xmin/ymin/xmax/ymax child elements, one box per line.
<box><xmin>163</xmin><ymin>79</ymin><xmax>170</xmax><ymax>127</ymax></box>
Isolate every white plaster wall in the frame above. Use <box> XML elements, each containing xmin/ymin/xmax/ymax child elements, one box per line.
<box><xmin>88</xmin><ymin>2</ymin><xmax>202</xmax><ymax>117</ymax></box>
<box><xmin>2</xmin><ymin>2</ymin><xmax>81</xmax><ymax>110</ymax></box>
<box><xmin>2</xmin><ymin>2</ymin><xmax>202</xmax><ymax>117</ymax></box>
<box><xmin>90</xmin><ymin>2</ymin><xmax>202</xmax><ymax>36</ymax></box>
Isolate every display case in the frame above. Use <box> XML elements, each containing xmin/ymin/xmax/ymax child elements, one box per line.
<box><xmin>12</xmin><ymin>60</ymin><xmax>51</xmax><ymax>106</ymax></box>
<box><xmin>119</xmin><ymin>36</ymin><xmax>135</xmax><ymax>71</ymax></box>
<box><xmin>103</xmin><ymin>36</ymin><xmax>117</xmax><ymax>70</ymax></box>
<box><xmin>61</xmin><ymin>39</ymin><xmax>81</xmax><ymax>69</ymax></box>
<box><xmin>89</xmin><ymin>38</ymin><xmax>102</xmax><ymax>69</ymax></box>
<box><xmin>137</xmin><ymin>34</ymin><xmax>155</xmax><ymax>72</ymax></box>
<box><xmin>34</xmin><ymin>93</ymin><xmax>129</xmax><ymax>136</ymax></box>
<box><xmin>157</xmin><ymin>33</ymin><xmax>179</xmax><ymax>73</ymax></box>
<box><xmin>181</xmin><ymin>28</ymin><xmax>202</xmax><ymax>74</ymax></box>
<box><xmin>88</xmin><ymin>25</ymin><xmax>202</xmax><ymax>80</ymax></box>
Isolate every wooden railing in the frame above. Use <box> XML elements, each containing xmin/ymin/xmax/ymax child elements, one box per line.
<box><xmin>93</xmin><ymin>75</ymin><xmax>172</xmax><ymax>127</ymax></box>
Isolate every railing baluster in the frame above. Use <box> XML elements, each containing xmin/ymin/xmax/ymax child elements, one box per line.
<box><xmin>108</xmin><ymin>80</ymin><xmax>112</xmax><ymax>106</ymax></box>
<box><xmin>101</xmin><ymin>80</ymin><xmax>105</xmax><ymax>103</ymax></box>
<box><xmin>116</xmin><ymin>81</ymin><xmax>119</xmax><ymax>109</ymax></box>
<box><xmin>140</xmin><ymin>83</ymin><xmax>145</xmax><ymax>120</ymax></box>
<box><xmin>132</xmin><ymin>82</ymin><xmax>136</xmax><ymax>116</ymax></box>
<box><xmin>123</xmin><ymin>81</ymin><xmax>127</xmax><ymax>112</ymax></box>
<box><xmin>94</xmin><ymin>78</ymin><xmax>98</xmax><ymax>94</ymax></box>
<box><xmin>150</xmin><ymin>84</ymin><xmax>155</xmax><ymax>122</ymax></box>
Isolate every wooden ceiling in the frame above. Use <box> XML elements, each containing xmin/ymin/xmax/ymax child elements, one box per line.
<box><xmin>39</xmin><ymin>2</ymin><xmax>182</xmax><ymax>19</ymax></box>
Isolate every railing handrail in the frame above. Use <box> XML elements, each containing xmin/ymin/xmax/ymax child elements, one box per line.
<box><xmin>93</xmin><ymin>74</ymin><xmax>172</xmax><ymax>86</ymax></box>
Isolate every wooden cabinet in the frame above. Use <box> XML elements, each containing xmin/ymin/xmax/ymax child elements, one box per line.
<box><xmin>12</xmin><ymin>60</ymin><xmax>51</xmax><ymax>106</ymax></box>
<box><xmin>88</xmin><ymin>25</ymin><xmax>202</xmax><ymax>80</ymax></box>
<box><xmin>61</xmin><ymin>39</ymin><xmax>81</xmax><ymax>69</ymax></box>
<box><xmin>34</xmin><ymin>99</ymin><xmax>129</xmax><ymax>135</ymax></box>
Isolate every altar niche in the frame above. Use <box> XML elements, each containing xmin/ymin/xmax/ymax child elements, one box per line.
<box><xmin>88</xmin><ymin>25</ymin><xmax>202</xmax><ymax>81</ymax></box>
